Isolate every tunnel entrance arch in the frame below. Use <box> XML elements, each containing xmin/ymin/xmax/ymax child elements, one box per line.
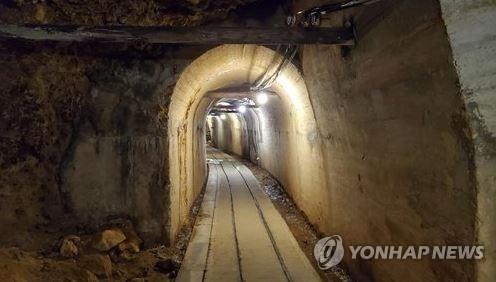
<box><xmin>167</xmin><ymin>44</ymin><xmax>324</xmax><ymax>241</ymax></box>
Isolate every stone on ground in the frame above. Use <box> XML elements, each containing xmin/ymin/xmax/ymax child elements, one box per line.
<box><xmin>92</xmin><ymin>228</ymin><xmax>126</xmax><ymax>251</ymax></box>
<box><xmin>60</xmin><ymin>240</ymin><xmax>78</xmax><ymax>258</ymax></box>
<box><xmin>59</xmin><ymin>235</ymin><xmax>81</xmax><ymax>258</ymax></box>
<box><xmin>79</xmin><ymin>254</ymin><xmax>113</xmax><ymax>279</ymax></box>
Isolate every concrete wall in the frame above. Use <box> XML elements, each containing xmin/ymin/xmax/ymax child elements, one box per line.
<box><xmin>210</xmin><ymin>114</ymin><xmax>246</xmax><ymax>157</ymax></box>
<box><xmin>209</xmin><ymin>95</ymin><xmax>289</xmax><ymax>171</ymax></box>
<box><xmin>439</xmin><ymin>1</ymin><xmax>496</xmax><ymax>280</ymax></box>
<box><xmin>209</xmin><ymin>0</ymin><xmax>484</xmax><ymax>280</ymax></box>
<box><xmin>208</xmin><ymin>97</ymin><xmax>300</xmax><ymax>201</ymax></box>
<box><xmin>302</xmin><ymin>0</ymin><xmax>476</xmax><ymax>279</ymax></box>
<box><xmin>168</xmin><ymin>45</ymin><xmax>323</xmax><ymax>242</ymax></box>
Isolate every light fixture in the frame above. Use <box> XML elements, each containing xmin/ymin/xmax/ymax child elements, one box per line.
<box><xmin>256</xmin><ymin>92</ymin><xmax>268</xmax><ymax>105</ymax></box>
<box><xmin>220</xmin><ymin>114</ymin><xmax>227</xmax><ymax>120</ymax></box>
<box><xmin>238</xmin><ymin>105</ymin><xmax>247</xmax><ymax>113</ymax></box>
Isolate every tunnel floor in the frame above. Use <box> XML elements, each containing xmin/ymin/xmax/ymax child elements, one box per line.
<box><xmin>177</xmin><ymin>147</ymin><xmax>320</xmax><ymax>281</ymax></box>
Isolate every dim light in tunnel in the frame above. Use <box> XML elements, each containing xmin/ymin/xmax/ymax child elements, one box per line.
<box><xmin>238</xmin><ymin>105</ymin><xmax>247</xmax><ymax>113</ymax></box>
<box><xmin>256</xmin><ymin>92</ymin><xmax>269</xmax><ymax>105</ymax></box>
<box><xmin>220</xmin><ymin>114</ymin><xmax>227</xmax><ymax>120</ymax></box>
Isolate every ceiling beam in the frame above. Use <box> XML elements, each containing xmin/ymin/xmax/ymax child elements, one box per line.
<box><xmin>0</xmin><ymin>25</ymin><xmax>354</xmax><ymax>45</ymax></box>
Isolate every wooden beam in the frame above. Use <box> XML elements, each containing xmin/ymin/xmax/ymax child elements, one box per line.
<box><xmin>0</xmin><ymin>25</ymin><xmax>354</xmax><ymax>45</ymax></box>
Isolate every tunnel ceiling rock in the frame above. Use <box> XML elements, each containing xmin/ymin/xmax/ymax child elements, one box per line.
<box><xmin>0</xmin><ymin>0</ymin><xmax>258</xmax><ymax>26</ymax></box>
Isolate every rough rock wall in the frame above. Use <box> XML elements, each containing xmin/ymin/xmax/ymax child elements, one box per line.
<box><xmin>0</xmin><ymin>0</ymin><xmax>261</xmax><ymax>248</ymax></box>
<box><xmin>0</xmin><ymin>46</ymin><xmax>192</xmax><ymax>248</ymax></box>
<box><xmin>301</xmin><ymin>0</ymin><xmax>476</xmax><ymax>280</ymax></box>
<box><xmin>60</xmin><ymin>58</ymin><xmax>185</xmax><ymax>246</ymax></box>
<box><xmin>0</xmin><ymin>52</ymin><xmax>92</xmax><ymax>249</ymax></box>
<box><xmin>439</xmin><ymin>1</ymin><xmax>496</xmax><ymax>280</ymax></box>
<box><xmin>0</xmin><ymin>0</ymin><xmax>257</xmax><ymax>26</ymax></box>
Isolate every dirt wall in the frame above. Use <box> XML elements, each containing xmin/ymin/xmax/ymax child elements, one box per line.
<box><xmin>0</xmin><ymin>47</ymin><xmax>192</xmax><ymax>248</ymax></box>
<box><xmin>60</xmin><ymin>58</ymin><xmax>183</xmax><ymax>245</ymax></box>
<box><xmin>0</xmin><ymin>52</ymin><xmax>91</xmax><ymax>249</ymax></box>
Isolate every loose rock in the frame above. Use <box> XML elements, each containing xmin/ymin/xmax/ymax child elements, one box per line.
<box><xmin>59</xmin><ymin>236</ymin><xmax>81</xmax><ymax>258</ymax></box>
<box><xmin>121</xmin><ymin>226</ymin><xmax>143</xmax><ymax>248</ymax></box>
<box><xmin>92</xmin><ymin>228</ymin><xmax>126</xmax><ymax>252</ymax></box>
<box><xmin>79</xmin><ymin>254</ymin><xmax>113</xmax><ymax>279</ymax></box>
<box><xmin>118</xmin><ymin>239</ymin><xmax>140</xmax><ymax>254</ymax></box>
<box><xmin>109</xmin><ymin>239</ymin><xmax>141</xmax><ymax>262</ymax></box>
<box><xmin>60</xmin><ymin>240</ymin><xmax>78</xmax><ymax>258</ymax></box>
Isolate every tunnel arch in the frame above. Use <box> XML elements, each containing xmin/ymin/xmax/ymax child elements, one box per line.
<box><xmin>167</xmin><ymin>44</ymin><xmax>325</xmax><ymax>241</ymax></box>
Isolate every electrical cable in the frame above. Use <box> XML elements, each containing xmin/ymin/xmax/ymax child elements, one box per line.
<box><xmin>254</xmin><ymin>44</ymin><xmax>283</xmax><ymax>89</ymax></box>
<box><xmin>260</xmin><ymin>45</ymin><xmax>297</xmax><ymax>89</ymax></box>
<box><xmin>252</xmin><ymin>44</ymin><xmax>297</xmax><ymax>92</ymax></box>
<box><xmin>253</xmin><ymin>44</ymin><xmax>287</xmax><ymax>90</ymax></box>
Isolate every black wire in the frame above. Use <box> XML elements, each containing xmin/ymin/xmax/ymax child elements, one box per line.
<box><xmin>253</xmin><ymin>44</ymin><xmax>297</xmax><ymax>91</ymax></box>
<box><xmin>254</xmin><ymin>44</ymin><xmax>283</xmax><ymax>89</ymax></box>
<box><xmin>263</xmin><ymin>45</ymin><xmax>297</xmax><ymax>88</ymax></box>
<box><xmin>258</xmin><ymin>45</ymin><xmax>290</xmax><ymax>88</ymax></box>
<box><xmin>259</xmin><ymin>44</ymin><xmax>297</xmax><ymax>89</ymax></box>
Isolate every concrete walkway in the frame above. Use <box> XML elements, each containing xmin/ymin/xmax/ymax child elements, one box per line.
<box><xmin>177</xmin><ymin>148</ymin><xmax>321</xmax><ymax>282</ymax></box>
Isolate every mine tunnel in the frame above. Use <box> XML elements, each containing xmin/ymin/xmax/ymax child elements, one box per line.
<box><xmin>0</xmin><ymin>0</ymin><xmax>495</xmax><ymax>281</ymax></box>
